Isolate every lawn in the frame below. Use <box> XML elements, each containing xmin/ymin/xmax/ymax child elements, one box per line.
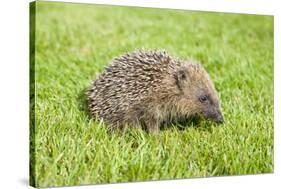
<box><xmin>30</xmin><ymin>1</ymin><xmax>274</xmax><ymax>187</ymax></box>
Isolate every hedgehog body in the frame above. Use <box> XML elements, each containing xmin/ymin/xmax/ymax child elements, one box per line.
<box><xmin>87</xmin><ymin>50</ymin><xmax>223</xmax><ymax>132</ymax></box>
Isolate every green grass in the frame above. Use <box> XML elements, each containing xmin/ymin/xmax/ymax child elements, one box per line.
<box><xmin>31</xmin><ymin>1</ymin><xmax>274</xmax><ymax>187</ymax></box>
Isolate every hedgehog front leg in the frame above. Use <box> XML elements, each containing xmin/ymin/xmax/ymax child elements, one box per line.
<box><xmin>145</xmin><ymin>118</ymin><xmax>160</xmax><ymax>133</ymax></box>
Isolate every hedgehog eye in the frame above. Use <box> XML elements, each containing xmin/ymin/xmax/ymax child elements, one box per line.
<box><xmin>199</xmin><ymin>95</ymin><xmax>208</xmax><ymax>103</ymax></box>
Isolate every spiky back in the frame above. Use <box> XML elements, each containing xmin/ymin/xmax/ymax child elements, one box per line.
<box><xmin>87</xmin><ymin>50</ymin><xmax>178</xmax><ymax>124</ymax></box>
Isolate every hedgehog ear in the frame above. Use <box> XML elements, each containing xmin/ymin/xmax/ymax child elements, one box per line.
<box><xmin>174</xmin><ymin>68</ymin><xmax>188</xmax><ymax>90</ymax></box>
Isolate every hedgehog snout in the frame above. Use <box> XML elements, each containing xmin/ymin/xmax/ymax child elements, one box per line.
<box><xmin>203</xmin><ymin>108</ymin><xmax>224</xmax><ymax>124</ymax></box>
<box><xmin>214</xmin><ymin>111</ymin><xmax>224</xmax><ymax>124</ymax></box>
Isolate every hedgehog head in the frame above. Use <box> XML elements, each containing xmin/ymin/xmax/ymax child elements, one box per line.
<box><xmin>174</xmin><ymin>63</ymin><xmax>224</xmax><ymax>124</ymax></box>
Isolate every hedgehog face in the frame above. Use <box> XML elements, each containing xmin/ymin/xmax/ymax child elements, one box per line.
<box><xmin>196</xmin><ymin>92</ymin><xmax>224</xmax><ymax>124</ymax></box>
<box><xmin>174</xmin><ymin>63</ymin><xmax>224</xmax><ymax>124</ymax></box>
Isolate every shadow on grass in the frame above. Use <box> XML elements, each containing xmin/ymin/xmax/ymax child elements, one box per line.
<box><xmin>162</xmin><ymin>116</ymin><xmax>215</xmax><ymax>132</ymax></box>
<box><xmin>77</xmin><ymin>87</ymin><xmax>92</xmax><ymax>120</ymax></box>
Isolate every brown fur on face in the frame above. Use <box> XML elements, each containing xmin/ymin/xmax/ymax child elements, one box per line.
<box><xmin>171</xmin><ymin>63</ymin><xmax>223</xmax><ymax>123</ymax></box>
<box><xmin>87</xmin><ymin>50</ymin><xmax>223</xmax><ymax>133</ymax></box>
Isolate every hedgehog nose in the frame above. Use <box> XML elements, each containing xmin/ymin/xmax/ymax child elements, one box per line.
<box><xmin>215</xmin><ymin>113</ymin><xmax>224</xmax><ymax>124</ymax></box>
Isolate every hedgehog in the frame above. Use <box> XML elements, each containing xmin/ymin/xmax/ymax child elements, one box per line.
<box><xmin>87</xmin><ymin>50</ymin><xmax>223</xmax><ymax>133</ymax></box>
